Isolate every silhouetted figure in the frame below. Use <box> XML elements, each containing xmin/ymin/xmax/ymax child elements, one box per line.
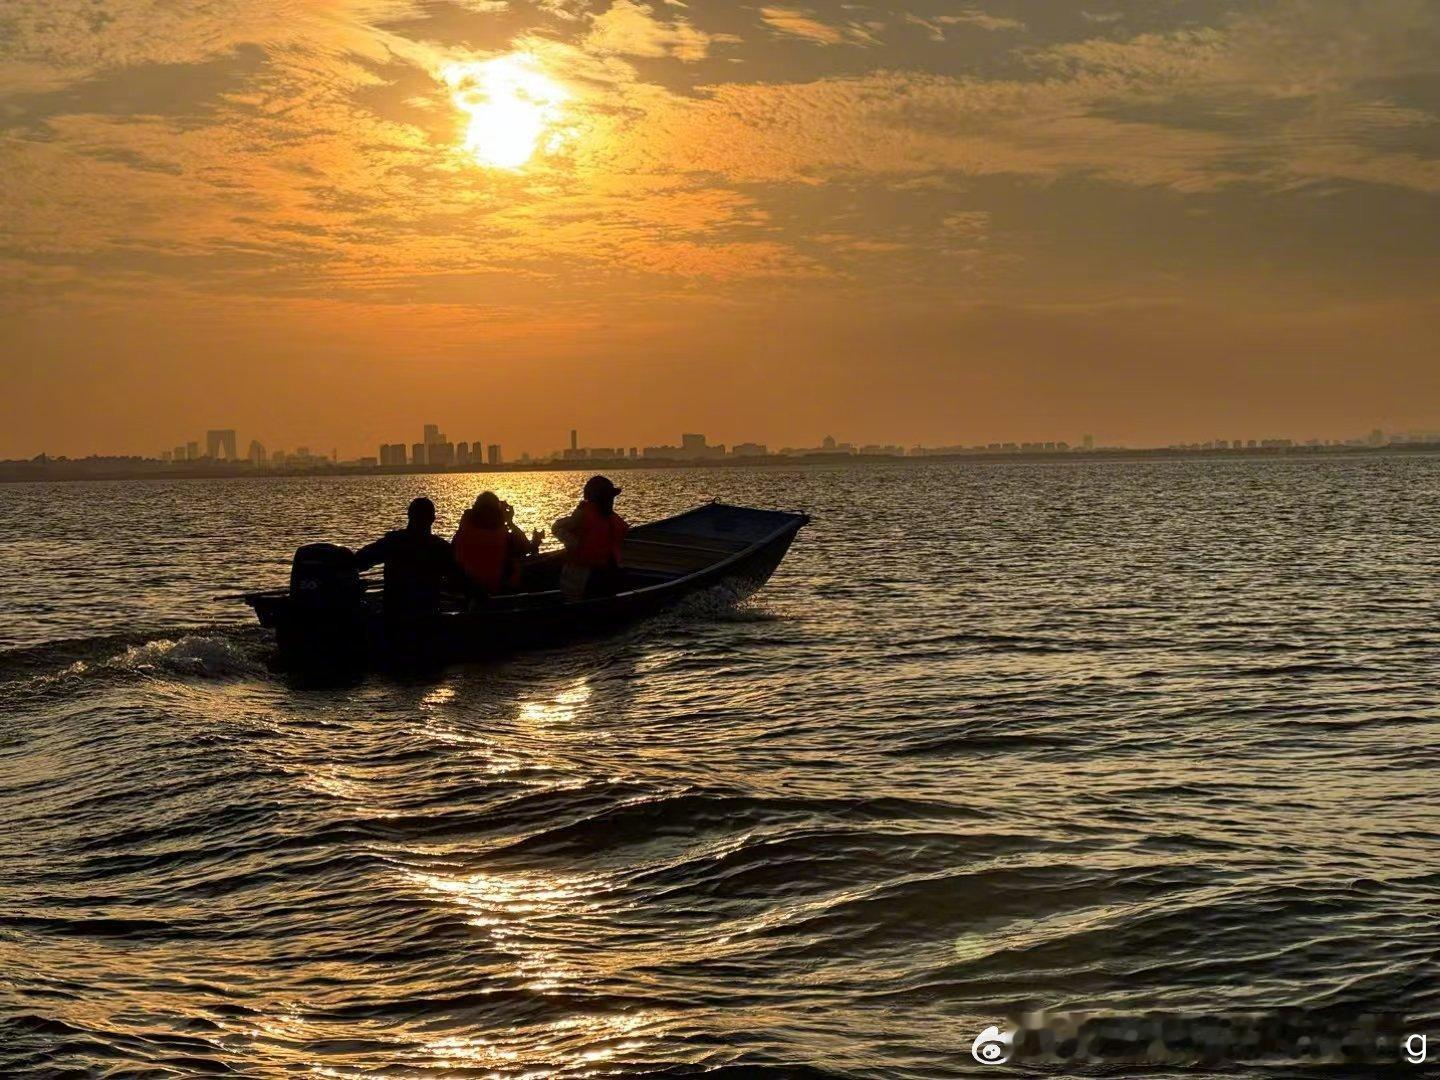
<box><xmin>355</xmin><ymin>497</ymin><xmax>459</xmax><ymax>618</ymax></box>
<box><xmin>452</xmin><ymin>491</ymin><xmax>543</xmax><ymax>597</ymax></box>
<box><xmin>553</xmin><ymin>475</ymin><xmax>629</xmax><ymax>601</ymax></box>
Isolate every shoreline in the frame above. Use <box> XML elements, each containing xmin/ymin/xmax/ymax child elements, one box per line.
<box><xmin>3</xmin><ymin>443</ymin><xmax>1439</xmax><ymax>485</ymax></box>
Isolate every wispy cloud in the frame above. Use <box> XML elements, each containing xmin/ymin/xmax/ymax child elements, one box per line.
<box><xmin>0</xmin><ymin>1</ymin><xmax>424</xmax><ymax>92</ymax></box>
<box><xmin>584</xmin><ymin>0</ymin><xmax>738</xmax><ymax>62</ymax></box>
<box><xmin>937</xmin><ymin>10</ymin><xmax>1026</xmax><ymax>34</ymax></box>
<box><xmin>759</xmin><ymin>7</ymin><xmax>876</xmax><ymax>47</ymax></box>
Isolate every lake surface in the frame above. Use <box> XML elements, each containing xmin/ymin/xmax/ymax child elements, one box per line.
<box><xmin>2</xmin><ymin>459</ymin><xmax>1438</xmax><ymax>1077</ymax></box>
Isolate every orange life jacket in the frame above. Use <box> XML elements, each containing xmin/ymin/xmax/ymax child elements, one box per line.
<box><xmin>570</xmin><ymin>501</ymin><xmax>628</xmax><ymax>568</ymax></box>
<box><xmin>453</xmin><ymin>519</ymin><xmax>515</xmax><ymax>593</ymax></box>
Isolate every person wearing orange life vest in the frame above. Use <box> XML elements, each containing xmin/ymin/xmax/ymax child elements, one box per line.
<box><xmin>552</xmin><ymin>475</ymin><xmax>629</xmax><ymax>601</ymax></box>
<box><xmin>452</xmin><ymin>491</ymin><xmax>542</xmax><ymax>598</ymax></box>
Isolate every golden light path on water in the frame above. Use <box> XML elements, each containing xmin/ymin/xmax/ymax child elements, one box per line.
<box><xmin>441</xmin><ymin>53</ymin><xmax>571</xmax><ymax>170</ymax></box>
<box><xmin>400</xmin><ymin>674</ymin><xmax>670</xmax><ymax>1070</ymax></box>
<box><xmin>270</xmin><ymin>656</ymin><xmax>664</xmax><ymax>1070</ymax></box>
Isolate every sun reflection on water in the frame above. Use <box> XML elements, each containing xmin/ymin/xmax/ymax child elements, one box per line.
<box><xmin>518</xmin><ymin>677</ymin><xmax>592</xmax><ymax>728</ymax></box>
<box><xmin>421</xmin><ymin>685</ymin><xmax>457</xmax><ymax>708</ymax></box>
<box><xmin>418</xmin><ymin>1009</ymin><xmax>668</xmax><ymax>1071</ymax></box>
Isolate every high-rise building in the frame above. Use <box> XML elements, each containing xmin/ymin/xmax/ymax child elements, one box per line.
<box><xmin>456</xmin><ymin>441</ymin><xmax>470</xmax><ymax>465</ymax></box>
<box><xmin>570</xmin><ymin>429</ymin><xmax>578</xmax><ymax>452</ymax></box>
<box><xmin>412</xmin><ymin>442</ymin><xmax>426</xmax><ymax>466</ymax></box>
<box><xmin>682</xmin><ymin>433</ymin><xmax>706</xmax><ymax>454</ymax></box>
<box><xmin>172</xmin><ymin>445</ymin><xmax>186</xmax><ymax>463</ymax></box>
<box><xmin>487</xmin><ymin>443</ymin><xmax>502</xmax><ymax>466</ymax></box>
<box><xmin>430</xmin><ymin>441</ymin><xmax>456</xmax><ymax>467</ymax></box>
<box><xmin>1082</xmin><ymin>434</ymin><xmax>1095</xmax><ymax>450</ymax></box>
<box><xmin>423</xmin><ymin>423</ymin><xmax>441</xmax><ymax>447</ymax></box>
<box><xmin>206</xmin><ymin>429</ymin><xmax>238</xmax><ymax>460</ymax></box>
<box><xmin>185</xmin><ymin>441</ymin><xmax>199</xmax><ymax>461</ymax></box>
<box><xmin>248</xmin><ymin>440</ymin><xmax>266</xmax><ymax>465</ymax></box>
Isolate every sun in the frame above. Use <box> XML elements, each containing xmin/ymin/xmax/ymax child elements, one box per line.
<box><xmin>441</xmin><ymin>54</ymin><xmax>569</xmax><ymax>171</ymax></box>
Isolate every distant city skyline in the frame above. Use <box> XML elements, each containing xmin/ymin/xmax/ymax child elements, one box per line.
<box><xmin>12</xmin><ymin>421</ymin><xmax>1440</xmax><ymax>468</ymax></box>
<box><xmin>3</xmin><ymin>412</ymin><xmax>1424</xmax><ymax>465</ymax></box>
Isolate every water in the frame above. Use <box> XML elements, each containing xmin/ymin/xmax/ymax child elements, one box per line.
<box><xmin>2</xmin><ymin>460</ymin><xmax>1438</xmax><ymax>1077</ymax></box>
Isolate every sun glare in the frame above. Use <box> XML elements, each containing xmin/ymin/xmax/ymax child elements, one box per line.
<box><xmin>441</xmin><ymin>54</ymin><xmax>569</xmax><ymax>170</ymax></box>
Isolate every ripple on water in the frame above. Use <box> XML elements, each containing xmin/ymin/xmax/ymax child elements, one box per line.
<box><xmin>3</xmin><ymin>460</ymin><xmax>1440</xmax><ymax>1076</ymax></box>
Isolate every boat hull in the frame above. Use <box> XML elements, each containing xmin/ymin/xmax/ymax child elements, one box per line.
<box><xmin>246</xmin><ymin>503</ymin><xmax>807</xmax><ymax>673</ymax></box>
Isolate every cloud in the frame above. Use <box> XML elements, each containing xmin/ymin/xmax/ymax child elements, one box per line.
<box><xmin>587</xmin><ymin>0</ymin><xmax>1440</xmax><ymax>200</ymax></box>
<box><xmin>0</xmin><ymin>1</ymin><xmax>425</xmax><ymax>94</ymax></box>
<box><xmin>584</xmin><ymin>0</ymin><xmax>738</xmax><ymax>62</ymax></box>
<box><xmin>904</xmin><ymin>9</ymin><xmax>1026</xmax><ymax>41</ymax></box>
<box><xmin>759</xmin><ymin>7</ymin><xmax>875</xmax><ymax>47</ymax></box>
<box><xmin>1039</xmin><ymin>1</ymin><xmax>1440</xmax><ymax>99</ymax></box>
<box><xmin>901</xmin><ymin>15</ymin><xmax>946</xmax><ymax>43</ymax></box>
<box><xmin>590</xmin><ymin>69</ymin><xmax>1240</xmax><ymax>190</ymax></box>
<box><xmin>1020</xmin><ymin>1</ymin><xmax>1440</xmax><ymax>191</ymax></box>
<box><xmin>4</xmin><ymin>0</ymin><xmax>1440</xmax><ymax>327</ymax></box>
<box><xmin>937</xmin><ymin>10</ymin><xmax>1027</xmax><ymax>34</ymax></box>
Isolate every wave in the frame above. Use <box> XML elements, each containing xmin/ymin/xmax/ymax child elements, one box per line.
<box><xmin>0</xmin><ymin>627</ymin><xmax>270</xmax><ymax>700</ymax></box>
<box><xmin>98</xmin><ymin>632</ymin><xmax>269</xmax><ymax>680</ymax></box>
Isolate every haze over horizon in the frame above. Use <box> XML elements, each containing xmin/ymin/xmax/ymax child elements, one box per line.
<box><xmin>4</xmin><ymin>0</ymin><xmax>1440</xmax><ymax>459</ymax></box>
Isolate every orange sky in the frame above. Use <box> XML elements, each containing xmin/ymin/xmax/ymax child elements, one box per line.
<box><xmin>3</xmin><ymin>1</ymin><xmax>1440</xmax><ymax>458</ymax></box>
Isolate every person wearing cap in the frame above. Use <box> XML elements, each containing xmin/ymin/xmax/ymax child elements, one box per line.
<box><xmin>355</xmin><ymin>496</ymin><xmax>461</xmax><ymax>618</ymax></box>
<box><xmin>452</xmin><ymin>491</ymin><xmax>543</xmax><ymax>597</ymax></box>
<box><xmin>552</xmin><ymin>475</ymin><xmax>629</xmax><ymax>601</ymax></box>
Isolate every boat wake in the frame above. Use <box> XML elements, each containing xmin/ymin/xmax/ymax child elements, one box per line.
<box><xmin>86</xmin><ymin>631</ymin><xmax>269</xmax><ymax>680</ymax></box>
<box><xmin>0</xmin><ymin>626</ymin><xmax>271</xmax><ymax>694</ymax></box>
<box><xmin>1</xmin><ymin>588</ymin><xmax>779</xmax><ymax>697</ymax></box>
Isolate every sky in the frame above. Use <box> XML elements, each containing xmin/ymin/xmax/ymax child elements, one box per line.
<box><xmin>2</xmin><ymin>0</ymin><xmax>1439</xmax><ymax>459</ymax></box>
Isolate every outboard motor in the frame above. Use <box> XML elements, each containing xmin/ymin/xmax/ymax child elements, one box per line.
<box><xmin>289</xmin><ymin>543</ymin><xmax>363</xmax><ymax>613</ymax></box>
<box><xmin>279</xmin><ymin>544</ymin><xmax>369</xmax><ymax>677</ymax></box>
